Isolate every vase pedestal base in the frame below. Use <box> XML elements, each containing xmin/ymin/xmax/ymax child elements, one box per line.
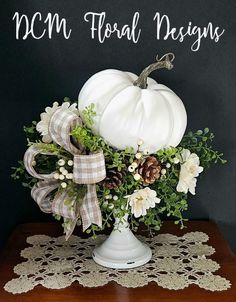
<box><xmin>92</xmin><ymin>220</ymin><xmax>152</xmax><ymax>269</ymax></box>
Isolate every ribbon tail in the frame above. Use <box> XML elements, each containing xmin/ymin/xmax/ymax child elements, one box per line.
<box><xmin>52</xmin><ymin>190</ymin><xmax>80</xmax><ymax>240</ymax></box>
<box><xmin>64</xmin><ymin>219</ymin><xmax>78</xmax><ymax>241</ymax></box>
<box><xmin>80</xmin><ymin>184</ymin><xmax>102</xmax><ymax>231</ymax></box>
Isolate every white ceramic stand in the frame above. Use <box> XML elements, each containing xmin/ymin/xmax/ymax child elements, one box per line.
<box><xmin>92</xmin><ymin>214</ymin><xmax>152</xmax><ymax>269</ymax></box>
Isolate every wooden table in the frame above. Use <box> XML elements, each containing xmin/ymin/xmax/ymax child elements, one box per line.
<box><xmin>0</xmin><ymin>221</ymin><xmax>235</xmax><ymax>302</ymax></box>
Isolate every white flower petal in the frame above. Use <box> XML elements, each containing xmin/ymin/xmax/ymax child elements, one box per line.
<box><xmin>181</xmin><ymin>149</ymin><xmax>191</xmax><ymax>162</ymax></box>
<box><xmin>154</xmin><ymin>197</ymin><xmax>161</xmax><ymax>204</ymax></box>
<box><xmin>177</xmin><ymin>150</ymin><xmax>203</xmax><ymax>195</ymax></box>
<box><xmin>61</xmin><ymin>102</ymin><xmax>70</xmax><ymax>109</ymax></box>
<box><xmin>42</xmin><ymin>134</ymin><xmax>52</xmax><ymax>143</ymax></box>
<box><xmin>198</xmin><ymin>166</ymin><xmax>204</xmax><ymax>173</ymax></box>
<box><xmin>176</xmin><ymin>180</ymin><xmax>188</xmax><ymax>194</ymax></box>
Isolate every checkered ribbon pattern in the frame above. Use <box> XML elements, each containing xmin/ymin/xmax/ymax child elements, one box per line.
<box><xmin>23</xmin><ymin>108</ymin><xmax>106</xmax><ymax>240</ymax></box>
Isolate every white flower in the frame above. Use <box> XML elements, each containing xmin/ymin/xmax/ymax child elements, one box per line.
<box><xmin>126</xmin><ymin>188</ymin><xmax>161</xmax><ymax>218</ymax></box>
<box><xmin>176</xmin><ymin>149</ymin><xmax>204</xmax><ymax>195</ymax></box>
<box><xmin>36</xmin><ymin>102</ymin><xmax>78</xmax><ymax>143</ymax></box>
<box><xmin>36</xmin><ymin>102</ymin><xmax>59</xmax><ymax>143</ymax></box>
<box><xmin>61</xmin><ymin>102</ymin><xmax>78</xmax><ymax>114</ymax></box>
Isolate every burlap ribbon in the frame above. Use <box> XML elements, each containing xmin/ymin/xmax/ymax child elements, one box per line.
<box><xmin>24</xmin><ymin>108</ymin><xmax>106</xmax><ymax>239</ymax></box>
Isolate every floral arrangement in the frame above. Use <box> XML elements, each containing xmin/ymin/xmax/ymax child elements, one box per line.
<box><xmin>12</xmin><ymin>98</ymin><xmax>226</xmax><ymax>238</ymax></box>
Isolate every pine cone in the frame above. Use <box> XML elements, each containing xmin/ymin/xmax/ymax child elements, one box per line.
<box><xmin>103</xmin><ymin>169</ymin><xmax>125</xmax><ymax>190</ymax></box>
<box><xmin>138</xmin><ymin>156</ymin><xmax>161</xmax><ymax>185</ymax></box>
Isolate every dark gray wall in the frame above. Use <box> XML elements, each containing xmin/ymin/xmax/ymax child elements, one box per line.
<box><xmin>1</xmin><ymin>0</ymin><xmax>236</xmax><ymax>252</ymax></box>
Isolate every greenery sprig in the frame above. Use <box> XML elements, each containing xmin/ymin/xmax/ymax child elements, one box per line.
<box><xmin>12</xmin><ymin>100</ymin><xmax>226</xmax><ymax>237</ymax></box>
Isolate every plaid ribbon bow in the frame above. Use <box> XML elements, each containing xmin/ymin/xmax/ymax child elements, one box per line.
<box><xmin>24</xmin><ymin>108</ymin><xmax>106</xmax><ymax>240</ymax></box>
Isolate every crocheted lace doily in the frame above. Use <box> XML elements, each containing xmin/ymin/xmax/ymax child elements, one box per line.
<box><xmin>4</xmin><ymin>232</ymin><xmax>231</xmax><ymax>294</ymax></box>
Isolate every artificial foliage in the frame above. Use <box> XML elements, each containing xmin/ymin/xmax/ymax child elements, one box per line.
<box><xmin>12</xmin><ymin>98</ymin><xmax>226</xmax><ymax>237</ymax></box>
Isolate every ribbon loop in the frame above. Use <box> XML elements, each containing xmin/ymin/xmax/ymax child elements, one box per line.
<box><xmin>49</xmin><ymin>108</ymin><xmax>83</xmax><ymax>155</ymax></box>
<box><xmin>24</xmin><ymin>145</ymin><xmax>56</xmax><ymax>180</ymax></box>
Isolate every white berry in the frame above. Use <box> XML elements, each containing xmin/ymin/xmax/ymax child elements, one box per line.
<box><xmin>131</xmin><ymin>162</ymin><xmax>138</xmax><ymax>169</ymax></box>
<box><xmin>134</xmin><ymin>173</ymin><xmax>141</xmax><ymax>181</ymax></box>
<box><xmin>161</xmin><ymin>169</ymin><xmax>167</xmax><ymax>175</ymax></box>
<box><xmin>166</xmin><ymin>163</ymin><xmax>171</xmax><ymax>168</ymax></box>
<box><xmin>108</xmin><ymin>203</ymin><xmax>114</xmax><ymax>209</ymax></box>
<box><xmin>113</xmin><ymin>195</ymin><xmax>118</xmax><ymax>201</ymax></box>
<box><xmin>67</xmin><ymin>160</ymin><xmax>74</xmax><ymax>166</ymax></box>
<box><xmin>143</xmin><ymin>149</ymin><xmax>149</xmax><ymax>155</ymax></box>
<box><xmin>137</xmin><ymin>139</ymin><xmax>144</xmax><ymax>146</ymax></box>
<box><xmin>128</xmin><ymin>165</ymin><xmax>135</xmax><ymax>172</ymax></box>
<box><xmin>173</xmin><ymin>157</ymin><xmax>180</xmax><ymax>164</ymax></box>
<box><xmin>135</xmin><ymin>153</ymin><xmax>142</xmax><ymax>159</ymax></box>
<box><xmin>53</xmin><ymin>173</ymin><xmax>60</xmax><ymax>180</ymax></box>
<box><xmin>59</xmin><ymin>174</ymin><xmax>65</xmax><ymax>180</ymax></box>
<box><xmin>103</xmin><ymin>201</ymin><xmax>108</xmax><ymax>207</ymax></box>
<box><xmin>62</xmin><ymin>169</ymin><xmax>68</xmax><ymax>176</ymax></box>
<box><xmin>66</xmin><ymin>173</ymin><xmax>73</xmax><ymax>179</ymax></box>
<box><xmin>59</xmin><ymin>167</ymin><xmax>65</xmax><ymax>173</ymax></box>
<box><xmin>58</xmin><ymin>159</ymin><xmax>65</xmax><ymax>166</ymax></box>
<box><xmin>61</xmin><ymin>182</ymin><xmax>67</xmax><ymax>188</ymax></box>
<box><xmin>32</xmin><ymin>160</ymin><xmax>36</xmax><ymax>166</ymax></box>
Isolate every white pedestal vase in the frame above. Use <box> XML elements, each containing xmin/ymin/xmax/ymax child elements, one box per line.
<box><xmin>92</xmin><ymin>214</ymin><xmax>152</xmax><ymax>269</ymax></box>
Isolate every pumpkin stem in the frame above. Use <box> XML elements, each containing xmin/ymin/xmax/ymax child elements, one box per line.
<box><xmin>133</xmin><ymin>53</ymin><xmax>175</xmax><ymax>89</ymax></box>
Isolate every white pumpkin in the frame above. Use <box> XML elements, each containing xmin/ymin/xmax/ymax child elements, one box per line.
<box><xmin>78</xmin><ymin>53</ymin><xmax>187</xmax><ymax>153</ymax></box>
